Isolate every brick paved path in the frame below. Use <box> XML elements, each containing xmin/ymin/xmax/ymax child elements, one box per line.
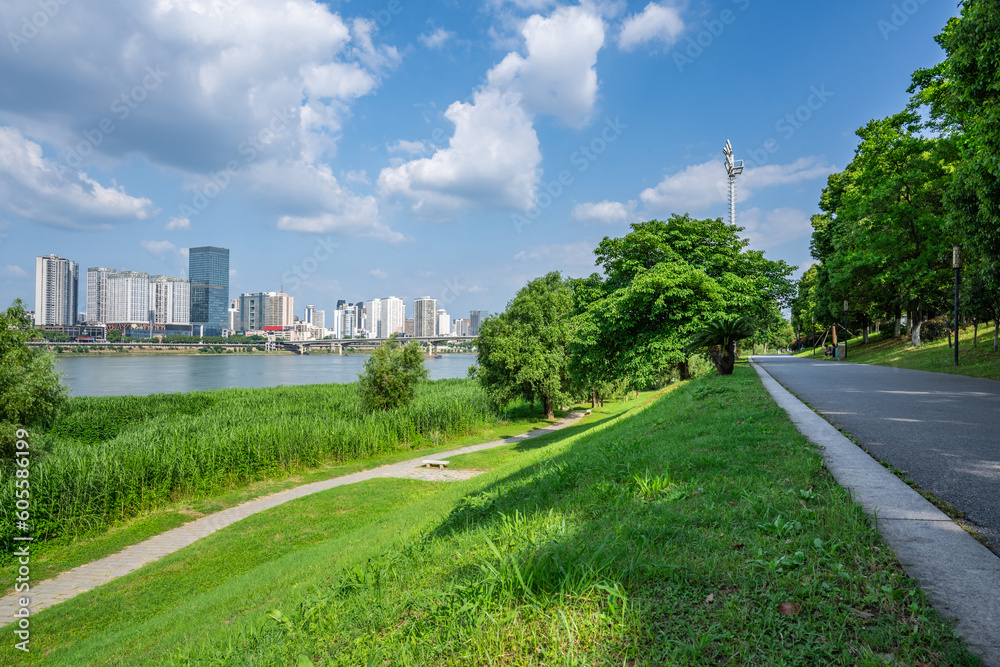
<box><xmin>0</xmin><ymin>411</ymin><xmax>585</xmax><ymax>626</ymax></box>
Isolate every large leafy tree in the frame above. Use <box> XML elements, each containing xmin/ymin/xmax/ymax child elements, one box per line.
<box><xmin>1</xmin><ymin>300</ymin><xmax>68</xmax><ymax>456</ymax></box>
<box><xmin>581</xmin><ymin>216</ymin><xmax>795</xmax><ymax>387</ymax></box>
<box><xmin>810</xmin><ymin>112</ymin><xmax>954</xmax><ymax>343</ymax></box>
<box><xmin>471</xmin><ymin>272</ymin><xmax>575</xmax><ymax>419</ymax></box>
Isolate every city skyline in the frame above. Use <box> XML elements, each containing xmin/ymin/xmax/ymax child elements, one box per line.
<box><xmin>0</xmin><ymin>2</ymin><xmax>957</xmax><ymax>322</ymax></box>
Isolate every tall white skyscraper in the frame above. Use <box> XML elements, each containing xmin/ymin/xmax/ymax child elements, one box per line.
<box><xmin>150</xmin><ymin>276</ymin><xmax>191</xmax><ymax>325</ymax></box>
<box><xmin>380</xmin><ymin>296</ymin><xmax>405</xmax><ymax>337</ymax></box>
<box><xmin>414</xmin><ymin>297</ymin><xmax>436</xmax><ymax>337</ymax></box>
<box><xmin>108</xmin><ymin>271</ymin><xmax>150</xmax><ymax>324</ymax></box>
<box><xmin>239</xmin><ymin>292</ymin><xmax>294</xmax><ymax>331</ymax></box>
<box><xmin>437</xmin><ymin>309</ymin><xmax>450</xmax><ymax>336</ymax></box>
<box><xmin>86</xmin><ymin>267</ymin><xmax>116</xmax><ymax>324</ymax></box>
<box><xmin>313</xmin><ymin>309</ymin><xmax>325</xmax><ymax>333</ymax></box>
<box><xmin>367</xmin><ymin>298</ymin><xmax>382</xmax><ymax>339</ymax></box>
<box><xmin>34</xmin><ymin>255</ymin><xmax>78</xmax><ymax>326</ymax></box>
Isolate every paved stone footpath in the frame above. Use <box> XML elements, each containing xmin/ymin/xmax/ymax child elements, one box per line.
<box><xmin>0</xmin><ymin>412</ymin><xmax>585</xmax><ymax>626</ymax></box>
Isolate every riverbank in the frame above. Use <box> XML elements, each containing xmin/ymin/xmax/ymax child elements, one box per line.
<box><xmin>43</xmin><ymin>345</ymin><xmax>477</xmax><ymax>357</ymax></box>
<box><xmin>1</xmin><ymin>368</ymin><xmax>978</xmax><ymax>665</ymax></box>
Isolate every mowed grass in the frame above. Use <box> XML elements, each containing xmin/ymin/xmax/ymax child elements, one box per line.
<box><xmin>3</xmin><ymin>369</ymin><xmax>978</xmax><ymax>665</ymax></box>
<box><xmin>796</xmin><ymin>324</ymin><xmax>1000</xmax><ymax>380</ymax></box>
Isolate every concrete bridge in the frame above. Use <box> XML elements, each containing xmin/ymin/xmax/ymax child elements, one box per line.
<box><xmin>276</xmin><ymin>336</ymin><xmax>477</xmax><ymax>355</ymax></box>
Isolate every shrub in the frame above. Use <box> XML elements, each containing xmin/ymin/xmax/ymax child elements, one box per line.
<box><xmin>357</xmin><ymin>334</ymin><xmax>429</xmax><ymax>412</ymax></box>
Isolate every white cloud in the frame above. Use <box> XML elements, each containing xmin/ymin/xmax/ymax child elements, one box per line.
<box><xmin>640</xmin><ymin>156</ymin><xmax>835</xmax><ymax>214</ymax></box>
<box><xmin>618</xmin><ymin>2</ymin><xmax>685</xmax><ymax>51</ymax></box>
<box><xmin>141</xmin><ymin>240</ymin><xmax>178</xmax><ymax>259</ymax></box>
<box><xmin>739</xmin><ymin>207</ymin><xmax>814</xmax><ymax>251</ymax></box>
<box><xmin>255</xmin><ymin>160</ymin><xmax>404</xmax><ymax>243</ymax></box>
<box><xmin>387</xmin><ymin>140</ymin><xmax>430</xmax><ymax>156</ymax></box>
<box><xmin>2</xmin><ymin>265</ymin><xmax>27</xmax><ymax>278</ymax></box>
<box><xmin>370</xmin><ymin>269</ymin><xmax>388</xmax><ymax>279</ymax></box>
<box><xmin>487</xmin><ymin>5</ymin><xmax>605</xmax><ymax>128</ymax></box>
<box><xmin>380</xmin><ymin>5</ymin><xmax>605</xmax><ymax>219</ymax></box>
<box><xmin>0</xmin><ymin>127</ymin><xmax>155</xmax><ymax>227</ymax></box>
<box><xmin>379</xmin><ymin>88</ymin><xmax>541</xmax><ymax>217</ymax></box>
<box><xmin>572</xmin><ymin>199</ymin><xmax>637</xmax><ymax>224</ymax></box>
<box><xmin>166</xmin><ymin>216</ymin><xmax>191</xmax><ymax>231</ymax></box>
<box><xmin>420</xmin><ymin>27</ymin><xmax>455</xmax><ymax>50</ymax></box>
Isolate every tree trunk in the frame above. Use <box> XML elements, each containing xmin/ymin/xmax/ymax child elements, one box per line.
<box><xmin>912</xmin><ymin>318</ymin><xmax>923</xmax><ymax>348</ymax></box>
<box><xmin>591</xmin><ymin>389</ymin><xmax>597</xmax><ymax>409</ymax></box>
<box><xmin>678</xmin><ymin>361</ymin><xmax>691</xmax><ymax>381</ymax></box>
<box><xmin>717</xmin><ymin>343</ymin><xmax>737</xmax><ymax>375</ymax></box>
<box><xmin>974</xmin><ymin>321</ymin><xmax>978</xmax><ymax>347</ymax></box>
<box><xmin>893</xmin><ymin>316</ymin><xmax>901</xmax><ymax>338</ymax></box>
<box><xmin>995</xmin><ymin>318</ymin><xmax>999</xmax><ymax>353</ymax></box>
<box><xmin>544</xmin><ymin>396</ymin><xmax>555</xmax><ymax>420</ymax></box>
<box><xmin>863</xmin><ymin>319</ymin><xmax>869</xmax><ymax>345</ymax></box>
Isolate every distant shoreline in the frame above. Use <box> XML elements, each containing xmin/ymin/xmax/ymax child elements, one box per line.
<box><xmin>47</xmin><ymin>346</ymin><xmax>477</xmax><ymax>358</ymax></box>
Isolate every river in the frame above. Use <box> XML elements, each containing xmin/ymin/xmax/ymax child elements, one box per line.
<box><xmin>54</xmin><ymin>353</ymin><xmax>479</xmax><ymax>397</ymax></box>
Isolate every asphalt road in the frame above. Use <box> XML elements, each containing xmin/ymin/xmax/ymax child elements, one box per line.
<box><xmin>753</xmin><ymin>355</ymin><xmax>1000</xmax><ymax>554</ymax></box>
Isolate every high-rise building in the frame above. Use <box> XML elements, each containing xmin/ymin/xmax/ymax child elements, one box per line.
<box><xmin>380</xmin><ymin>296</ymin><xmax>404</xmax><ymax>338</ymax></box>
<box><xmin>239</xmin><ymin>292</ymin><xmax>294</xmax><ymax>331</ymax></box>
<box><xmin>453</xmin><ymin>319</ymin><xmax>470</xmax><ymax>337</ymax></box>
<box><xmin>414</xmin><ymin>297</ymin><xmax>436</xmax><ymax>337</ymax></box>
<box><xmin>86</xmin><ymin>267</ymin><xmax>116</xmax><ymax>324</ymax></box>
<box><xmin>404</xmin><ymin>317</ymin><xmax>415</xmax><ymax>337</ymax></box>
<box><xmin>313</xmin><ymin>309</ymin><xmax>325</xmax><ymax>333</ymax></box>
<box><xmin>189</xmin><ymin>246</ymin><xmax>230</xmax><ymax>337</ymax></box>
<box><xmin>149</xmin><ymin>276</ymin><xmax>190</xmax><ymax>325</ymax></box>
<box><xmin>367</xmin><ymin>298</ymin><xmax>381</xmax><ymax>339</ymax></box>
<box><xmin>107</xmin><ymin>271</ymin><xmax>150</xmax><ymax>324</ymax></box>
<box><xmin>305</xmin><ymin>305</ymin><xmax>316</xmax><ymax>325</ymax></box>
<box><xmin>34</xmin><ymin>255</ymin><xmax>78</xmax><ymax>326</ymax></box>
<box><xmin>470</xmin><ymin>310</ymin><xmax>490</xmax><ymax>336</ymax></box>
<box><xmin>437</xmin><ymin>309</ymin><xmax>450</xmax><ymax>336</ymax></box>
<box><xmin>339</xmin><ymin>305</ymin><xmax>358</xmax><ymax>338</ymax></box>
<box><xmin>336</xmin><ymin>299</ymin><xmax>346</xmax><ymax>310</ymax></box>
<box><xmin>229</xmin><ymin>300</ymin><xmax>240</xmax><ymax>332</ymax></box>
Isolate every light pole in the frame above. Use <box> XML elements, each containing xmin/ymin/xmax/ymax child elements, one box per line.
<box><xmin>954</xmin><ymin>246</ymin><xmax>962</xmax><ymax>366</ymax></box>
<box><xmin>723</xmin><ymin>140</ymin><xmax>744</xmax><ymax>226</ymax></box>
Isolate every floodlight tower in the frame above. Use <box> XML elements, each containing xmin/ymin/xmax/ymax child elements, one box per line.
<box><xmin>723</xmin><ymin>140</ymin><xmax>743</xmax><ymax>226</ymax></box>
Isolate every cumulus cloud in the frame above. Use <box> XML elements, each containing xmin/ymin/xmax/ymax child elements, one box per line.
<box><xmin>253</xmin><ymin>160</ymin><xmax>405</xmax><ymax>243</ymax></box>
<box><xmin>0</xmin><ymin>127</ymin><xmax>154</xmax><ymax>227</ymax></box>
<box><xmin>166</xmin><ymin>216</ymin><xmax>191</xmax><ymax>231</ymax></box>
<box><xmin>488</xmin><ymin>6</ymin><xmax>605</xmax><ymax>127</ymax></box>
<box><xmin>380</xmin><ymin>5</ymin><xmax>605</xmax><ymax>219</ymax></box>
<box><xmin>420</xmin><ymin>27</ymin><xmax>455</xmax><ymax>49</ymax></box>
<box><xmin>379</xmin><ymin>88</ymin><xmax>541</xmax><ymax>217</ymax></box>
<box><xmin>141</xmin><ymin>240</ymin><xmax>178</xmax><ymax>259</ymax></box>
<box><xmin>618</xmin><ymin>2</ymin><xmax>685</xmax><ymax>51</ymax></box>
<box><xmin>572</xmin><ymin>199</ymin><xmax>637</xmax><ymax>225</ymax></box>
<box><xmin>739</xmin><ymin>207</ymin><xmax>814</xmax><ymax>251</ymax></box>
<box><xmin>640</xmin><ymin>156</ymin><xmax>835</xmax><ymax>214</ymax></box>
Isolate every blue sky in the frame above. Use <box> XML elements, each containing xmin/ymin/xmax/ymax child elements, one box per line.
<box><xmin>0</xmin><ymin>0</ymin><xmax>958</xmax><ymax>320</ymax></box>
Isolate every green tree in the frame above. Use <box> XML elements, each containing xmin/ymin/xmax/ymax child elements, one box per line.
<box><xmin>581</xmin><ymin>216</ymin><xmax>795</xmax><ymax>387</ymax></box>
<box><xmin>471</xmin><ymin>272</ymin><xmax>574</xmax><ymax>419</ymax></box>
<box><xmin>356</xmin><ymin>333</ymin><xmax>428</xmax><ymax>412</ymax></box>
<box><xmin>1</xmin><ymin>300</ymin><xmax>68</xmax><ymax>455</ymax></box>
<box><xmin>107</xmin><ymin>329</ymin><xmax>123</xmax><ymax>343</ymax></box>
<box><xmin>685</xmin><ymin>315</ymin><xmax>755</xmax><ymax>376</ymax></box>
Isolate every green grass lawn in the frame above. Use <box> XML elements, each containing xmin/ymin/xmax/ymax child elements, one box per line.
<box><xmin>0</xmin><ymin>400</ymin><xmax>577</xmax><ymax>597</ymax></box>
<box><xmin>2</xmin><ymin>370</ymin><xmax>978</xmax><ymax>666</ymax></box>
<box><xmin>795</xmin><ymin>324</ymin><xmax>1000</xmax><ymax>380</ymax></box>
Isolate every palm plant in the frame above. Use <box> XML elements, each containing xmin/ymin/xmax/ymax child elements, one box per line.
<box><xmin>685</xmin><ymin>315</ymin><xmax>755</xmax><ymax>376</ymax></box>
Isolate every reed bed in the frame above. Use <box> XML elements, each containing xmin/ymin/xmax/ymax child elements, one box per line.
<box><xmin>1</xmin><ymin>379</ymin><xmax>526</xmax><ymax>553</ymax></box>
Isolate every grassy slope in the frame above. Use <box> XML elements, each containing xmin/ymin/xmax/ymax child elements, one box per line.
<box><xmin>0</xmin><ymin>394</ymin><xmax>567</xmax><ymax>596</ymax></box>
<box><xmin>796</xmin><ymin>324</ymin><xmax>1000</xmax><ymax>380</ymax></box>
<box><xmin>3</xmin><ymin>370</ymin><xmax>978</xmax><ymax>666</ymax></box>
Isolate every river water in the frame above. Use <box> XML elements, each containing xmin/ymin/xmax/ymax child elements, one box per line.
<box><xmin>54</xmin><ymin>353</ymin><xmax>479</xmax><ymax>397</ymax></box>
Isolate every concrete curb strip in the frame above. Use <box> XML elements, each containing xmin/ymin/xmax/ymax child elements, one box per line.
<box><xmin>0</xmin><ymin>411</ymin><xmax>586</xmax><ymax>626</ymax></box>
<box><xmin>751</xmin><ymin>359</ymin><xmax>1000</xmax><ymax>666</ymax></box>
